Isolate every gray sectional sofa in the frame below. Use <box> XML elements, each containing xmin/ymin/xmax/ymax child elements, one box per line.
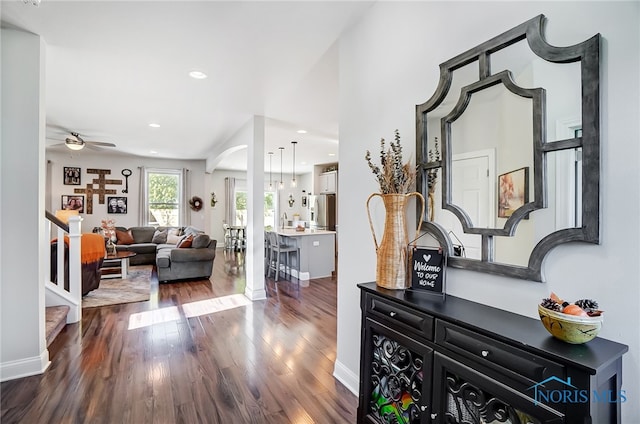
<box><xmin>114</xmin><ymin>226</ymin><xmax>217</xmax><ymax>282</ymax></box>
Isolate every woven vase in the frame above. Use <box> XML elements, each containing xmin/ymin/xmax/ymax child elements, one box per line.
<box><xmin>367</xmin><ymin>192</ymin><xmax>425</xmax><ymax>289</ymax></box>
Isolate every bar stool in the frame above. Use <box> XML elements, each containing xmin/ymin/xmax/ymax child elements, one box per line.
<box><xmin>223</xmin><ymin>223</ymin><xmax>242</xmax><ymax>250</ymax></box>
<box><xmin>267</xmin><ymin>232</ymin><xmax>299</xmax><ymax>282</ymax></box>
<box><xmin>264</xmin><ymin>230</ymin><xmax>271</xmax><ymax>276</ymax></box>
<box><xmin>236</xmin><ymin>227</ymin><xmax>247</xmax><ymax>251</ymax></box>
<box><xmin>222</xmin><ymin>223</ymin><xmax>232</xmax><ymax>250</ymax></box>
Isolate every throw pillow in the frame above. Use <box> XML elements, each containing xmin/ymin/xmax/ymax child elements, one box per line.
<box><xmin>192</xmin><ymin>234</ymin><xmax>211</xmax><ymax>249</ymax></box>
<box><xmin>177</xmin><ymin>234</ymin><xmax>194</xmax><ymax>248</ymax></box>
<box><xmin>167</xmin><ymin>228</ymin><xmax>182</xmax><ymax>244</ymax></box>
<box><xmin>116</xmin><ymin>229</ymin><xmax>135</xmax><ymax>245</ymax></box>
<box><xmin>151</xmin><ymin>229</ymin><xmax>168</xmax><ymax>244</ymax></box>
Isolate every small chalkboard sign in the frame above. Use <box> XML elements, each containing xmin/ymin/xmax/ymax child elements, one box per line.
<box><xmin>408</xmin><ymin>247</ymin><xmax>446</xmax><ymax>297</ymax></box>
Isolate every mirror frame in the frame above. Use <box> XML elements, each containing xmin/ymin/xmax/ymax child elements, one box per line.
<box><xmin>416</xmin><ymin>15</ymin><xmax>600</xmax><ymax>282</ymax></box>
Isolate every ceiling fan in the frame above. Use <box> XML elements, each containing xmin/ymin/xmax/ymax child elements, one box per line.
<box><xmin>61</xmin><ymin>132</ymin><xmax>116</xmax><ymax>151</ymax></box>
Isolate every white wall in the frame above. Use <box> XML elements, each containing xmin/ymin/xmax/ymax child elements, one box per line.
<box><xmin>336</xmin><ymin>3</ymin><xmax>640</xmax><ymax>422</ymax></box>
<box><xmin>1</xmin><ymin>29</ymin><xmax>49</xmax><ymax>381</ymax></box>
<box><xmin>46</xmin><ymin>151</ymin><xmax>207</xmax><ymax>233</ymax></box>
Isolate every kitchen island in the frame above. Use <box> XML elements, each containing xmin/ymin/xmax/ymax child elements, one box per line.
<box><xmin>274</xmin><ymin>228</ymin><xmax>336</xmax><ymax>281</ymax></box>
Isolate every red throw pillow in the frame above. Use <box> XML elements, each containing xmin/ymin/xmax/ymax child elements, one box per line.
<box><xmin>177</xmin><ymin>234</ymin><xmax>193</xmax><ymax>248</ymax></box>
<box><xmin>116</xmin><ymin>229</ymin><xmax>135</xmax><ymax>245</ymax></box>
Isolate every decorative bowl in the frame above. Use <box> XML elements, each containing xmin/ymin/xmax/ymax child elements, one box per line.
<box><xmin>537</xmin><ymin>304</ymin><xmax>603</xmax><ymax>344</ymax></box>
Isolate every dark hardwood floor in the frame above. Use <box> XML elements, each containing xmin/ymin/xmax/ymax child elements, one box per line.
<box><xmin>1</xmin><ymin>250</ymin><xmax>357</xmax><ymax>423</ymax></box>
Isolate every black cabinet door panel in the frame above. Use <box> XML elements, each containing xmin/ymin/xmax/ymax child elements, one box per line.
<box><xmin>432</xmin><ymin>352</ymin><xmax>564</xmax><ymax>424</ymax></box>
<box><xmin>359</xmin><ymin>318</ymin><xmax>434</xmax><ymax>424</ymax></box>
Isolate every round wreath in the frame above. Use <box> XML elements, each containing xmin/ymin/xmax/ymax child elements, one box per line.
<box><xmin>189</xmin><ymin>196</ymin><xmax>203</xmax><ymax>211</ymax></box>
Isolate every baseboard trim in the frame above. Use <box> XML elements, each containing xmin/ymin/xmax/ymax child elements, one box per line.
<box><xmin>244</xmin><ymin>287</ymin><xmax>267</xmax><ymax>301</ymax></box>
<box><xmin>333</xmin><ymin>359</ymin><xmax>359</xmax><ymax>396</ymax></box>
<box><xmin>289</xmin><ymin>269</ymin><xmax>310</xmax><ymax>281</ymax></box>
<box><xmin>0</xmin><ymin>349</ymin><xmax>50</xmax><ymax>382</ymax></box>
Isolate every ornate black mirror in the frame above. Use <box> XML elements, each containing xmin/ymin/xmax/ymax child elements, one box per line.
<box><xmin>416</xmin><ymin>15</ymin><xmax>600</xmax><ymax>281</ymax></box>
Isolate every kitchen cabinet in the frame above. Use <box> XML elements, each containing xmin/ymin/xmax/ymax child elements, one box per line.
<box><xmin>319</xmin><ymin>171</ymin><xmax>337</xmax><ymax>193</ymax></box>
<box><xmin>357</xmin><ymin>283</ymin><xmax>628</xmax><ymax>424</ymax></box>
<box><xmin>275</xmin><ymin>228</ymin><xmax>336</xmax><ymax>280</ymax></box>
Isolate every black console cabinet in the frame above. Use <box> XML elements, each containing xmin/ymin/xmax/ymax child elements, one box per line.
<box><xmin>357</xmin><ymin>283</ymin><xmax>628</xmax><ymax>424</ymax></box>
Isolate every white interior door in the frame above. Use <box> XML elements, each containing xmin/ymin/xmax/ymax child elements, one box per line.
<box><xmin>445</xmin><ymin>150</ymin><xmax>495</xmax><ymax>260</ymax></box>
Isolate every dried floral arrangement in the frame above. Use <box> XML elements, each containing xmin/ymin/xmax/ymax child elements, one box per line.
<box><xmin>427</xmin><ymin>137</ymin><xmax>441</xmax><ymax>194</ymax></box>
<box><xmin>101</xmin><ymin>218</ymin><xmax>116</xmax><ymax>241</ymax></box>
<box><xmin>365</xmin><ymin>130</ymin><xmax>416</xmax><ymax>194</ymax></box>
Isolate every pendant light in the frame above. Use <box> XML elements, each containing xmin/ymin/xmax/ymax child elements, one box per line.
<box><xmin>268</xmin><ymin>151</ymin><xmax>274</xmax><ymax>191</ymax></box>
<box><xmin>291</xmin><ymin>141</ymin><xmax>298</xmax><ymax>188</ymax></box>
<box><xmin>278</xmin><ymin>147</ymin><xmax>285</xmax><ymax>190</ymax></box>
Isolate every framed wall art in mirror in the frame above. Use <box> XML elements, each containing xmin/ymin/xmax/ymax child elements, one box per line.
<box><xmin>415</xmin><ymin>15</ymin><xmax>600</xmax><ymax>282</ymax></box>
<box><xmin>498</xmin><ymin>167</ymin><xmax>529</xmax><ymax>219</ymax></box>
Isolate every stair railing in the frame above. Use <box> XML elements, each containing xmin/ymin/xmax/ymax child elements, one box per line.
<box><xmin>44</xmin><ymin>211</ymin><xmax>83</xmax><ymax>323</ymax></box>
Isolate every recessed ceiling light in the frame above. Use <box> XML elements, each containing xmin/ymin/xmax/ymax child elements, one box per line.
<box><xmin>297</xmin><ymin>129</ymin><xmax>307</xmax><ymax>134</ymax></box>
<box><xmin>328</xmin><ymin>153</ymin><xmax>336</xmax><ymax>156</ymax></box>
<box><xmin>149</xmin><ymin>123</ymin><xmax>160</xmax><ymax>128</ymax></box>
<box><xmin>189</xmin><ymin>70</ymin><xmax>207</xmax><ymax>79</ymax></box>
<box><xmin>150</xmin><ymin>150</ymin><xmax>158</xmax><ymax>154</ymax></box>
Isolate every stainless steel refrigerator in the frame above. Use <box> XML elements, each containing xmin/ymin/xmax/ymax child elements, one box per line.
<box><xmin>310</xmin><ymin>193</ymin><xmax>336</xmax><ymax>231</ymax></box>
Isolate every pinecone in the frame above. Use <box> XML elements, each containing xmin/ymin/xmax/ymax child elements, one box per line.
<box><xmin>575</xmin><ymin>298</ymin><xmax>599</xmax><ymax>313</ymax></box>
<box><xmin>541</xmin><ymin>298</ymin><xmax>562</xmax><ymax>312</ymax></box>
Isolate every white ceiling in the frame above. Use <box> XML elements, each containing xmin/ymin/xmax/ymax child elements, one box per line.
<box><xmin>1</xmin><ymin>0</ymin><xmax>374</xmax><ymax>173</ymax></box>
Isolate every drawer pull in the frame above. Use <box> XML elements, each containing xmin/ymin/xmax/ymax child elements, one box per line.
<box><xmin>420</xmin><ymin>405</ymin><xmax>427</xmax><ymax>411</ymax></box>
<box><xmin>389</xmin><ymin>311</ymin><xmax>397</xmax><ymax>317</ymax></box>
<box><xmin>481</xmin><ymin>350</ymin><xmax>490</xmax><ymax>357</ymax></box>
<box><xmin>431</xmin><ymin>413</ymin><xmax>438</xmax><ymax>419</ymax></box>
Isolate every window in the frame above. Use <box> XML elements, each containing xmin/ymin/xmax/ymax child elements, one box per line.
<box><xmin>227</xmin><ymin>177</ymin><xmax>276</xmax><ymax>229</ymax></box>
<box><xmin>145</xmin><ymin>169</ymin><xmax>182</xmax><ymax>226</ymax></box>
<box><xmin>264</xmin><ymin>191</ymin><xmax>275</xmax><ymax>229</ymax></box>
<box><xmin>235</xmin><ymin>190</ymin><xmax>247</xmax><ymax>226</ymax></box>
<box><xmin>232</xmin><ymin>188</ymin><xmax>276</xmax><ymax>229</ymax></box>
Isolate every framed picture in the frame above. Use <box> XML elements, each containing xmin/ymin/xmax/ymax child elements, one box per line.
<box><xmin>61</xmin><ymin>195</ymin><xmax>84</xmax><ymax>213</ymax></box>
<box><xmin>107</xmin><ymin>196</ymin><xmax>127</xmax><ymax>214</ymax></box>
<box><xmin>498</xmin><ymin>167</ymin><xmax>529</xmax><ymax>218</ymax></box>
<box><xmin>63</xmin><ymin>167</ymin><xmax>81</xmax><ymax>185</ymax></box>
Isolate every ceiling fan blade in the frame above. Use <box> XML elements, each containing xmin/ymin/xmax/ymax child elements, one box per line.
<box><xmin>85</xmin><ymin>144</ymin><xmax>105</xmax><ymax>151</ymax></box>
<box><xmin>46</xmin><ymin>123</ymin><xmax>72</xmax><ymax>133</ymax></box>
<box><xmin>86</xmin><ymin>141</ymin><xmax>116</xmax><ymax>147</ymax></box>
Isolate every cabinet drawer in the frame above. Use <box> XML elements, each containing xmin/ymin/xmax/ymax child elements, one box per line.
<box><xmin>436</xmin><ymin>320</ymin><xmax>565</xmax><ymax>386</ymax></box>
<box><xmin>366</xmin><ymin>294</ymin><xmax>434</xmax><ymax>341</ymax></box>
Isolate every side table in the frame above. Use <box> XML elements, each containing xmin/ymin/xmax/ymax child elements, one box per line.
<box><xmin>101</xmin><ymin>251</ymin><xmax>137</xmax><ymax>279</ymax></box>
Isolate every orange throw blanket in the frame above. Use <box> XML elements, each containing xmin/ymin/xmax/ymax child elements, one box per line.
<box><xmin>52</xmin><ymin>233</ymin><xmax>106</xmax><ymax>264</ymax></box>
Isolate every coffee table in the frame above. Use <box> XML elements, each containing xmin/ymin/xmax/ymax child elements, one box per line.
<box><xmin>101</xmin><ymin>251</ymin><xmax>137</xmax><ymax>279</ymax></box>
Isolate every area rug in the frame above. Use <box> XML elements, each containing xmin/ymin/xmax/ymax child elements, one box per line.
<box><xmin>83</xmin><ymin>265</ymin><xmax>153</xmax><ymax>308</ymax></box>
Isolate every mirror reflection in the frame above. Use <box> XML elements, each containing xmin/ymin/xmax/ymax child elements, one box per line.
<box><xmin>429</xmin><ymin>147</ymin><xmax>583</xmax><ymax>265</ymax></box>
<box><xmin>492</xmin><ymin>39</ymin><xmax>582</xmax><ymax>145</ymax></box>
<box><xmin>449</xmin><ymin>84</ymin><xmax>533</xmax><ymax>230</ymax></box>
<box><xmin>493</xmin><ymin>149</ymin><xmax>583</xmax><ymax>266</ymax></box>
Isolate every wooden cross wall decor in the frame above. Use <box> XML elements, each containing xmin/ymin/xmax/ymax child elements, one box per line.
<box><xmin>74</xmin><ymin>168</ymin><xmax>122</xmax><ymax>214</ymax></box>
